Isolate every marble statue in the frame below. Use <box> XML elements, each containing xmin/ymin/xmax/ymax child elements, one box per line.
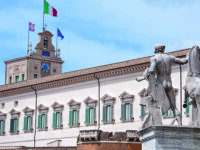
<box><xmin>137</xmin><ymin>44</ymin><xmax>187</xmax><ymax>127</ymax></box>
<box><xmin>186</xmin><ymin>45</ymin><xmax>200</xmax><ymax>126</ymax></box>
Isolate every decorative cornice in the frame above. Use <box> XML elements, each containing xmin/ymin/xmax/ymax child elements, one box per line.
<box><xmin>51</xmin><ymin>102</ymin><xmax>64</xmax><ymax>109</ymax></box>
<box><xmin>138</xmin><ymin>88</ymin><xmax>147</xmax><ymax>97</ymax></box>
<box><xmin>68</xmin><ymin>99</ymin><xmax>81</xmax><ymax>107</ymax></box>
<box><xmin>38</xmin><ymin>104</ymin><xmax>49</xmax><ymax>111</ymax></box>
<box><xmin>101</xmin><ymin>94</ymin><xmax>116</xmax><ymax>103</ymax></box>
<box><xmin>0</xmin><ymin>49</ymin><xmax>189</xmax><ymax>98</ymax></box>
<box><xmin>119</xmin><ymin>91</ymin><xmax>134</xmax><ymax>99</ymax></box>
<box><xmin>84</xmin><ymin>96</ymin><xmax>97</xmax><ymax>104</ymax></box>
<box><xmin>0</xmin><ymin>111</ymin><xmax>7</xmax><ymax>117</ymax></box>
<box><xmin>9</xmin><ymin>109</ymin><xmax>20</xmax><ymax>115</ymax></box>
<box><xmin>23</xmin><ymin>106</ymin><xmax>34</xmax><ymax>113</ymax></box>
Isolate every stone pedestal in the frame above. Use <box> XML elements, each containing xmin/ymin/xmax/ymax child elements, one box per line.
<box><xmin>138</xmin><ymin>125</ymin><xmax>200</xmax><ymax>150</ymax></box>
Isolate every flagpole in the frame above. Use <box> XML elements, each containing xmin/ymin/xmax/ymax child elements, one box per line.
<box><xmin>43</xmin><ymin>0</ymin><xmax>45</xmax><ymax>31</ymax></box>
<box><xmin>56</xmin><ymin>31</ymin><xmax>58</xmax><ymax>57</ymax></box>
<box><xmin>27</xmin><ymin>22</ymin><xmax>30</xmax><ymax>54</ymax></box>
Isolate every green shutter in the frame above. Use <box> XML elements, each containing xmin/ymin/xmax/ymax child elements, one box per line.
<box><xmin>9</xmin><ymin>77</ymin><xmax>12</xmax><ymax>84</ymax></box>
<box><xmin>186</xmin><ymin>97</ymin><xmax>190</xmax><ymax>115</ymax></box>
<box><xmin>16</xmin><ymin>119</ymin><xmax>18</xmax><ymax>132</ymax></box>
<box><xmin>38</xmin><ymin>114</ymin><xmax>42</xmax><ymax>129</ymax></box>
<box><xmin>76</xmin><ymin>110</ymin><xmax>79</xmax><ymax>126</ymax></box>
<box><xmin>103</xmin><ymin>106</ymin><xmax>107</xmax><ymax>122</ymax></box>
<box><xmin>44</xmin><ymin>114</ymin><xmax>47</xmax><ymax>128</ymax></box>
<box><xmin>121</xmin><ymin>104</ymin><xmax>125</xmax><ymax>121</ymax></box>
<box><xmin>53</xmin><ymin>112</ymin><xmax>56</xmax><ymax>128</ymax></box>
<box><xmin>92</xmin><ymin>108</ymin><xmax>95</xmax><ymax>124</ymax></box>
<box><xmin>30</xmin><ymin>116</ymin><xmax>32</xmax><ymax>130</ymax></box>
<box><xmin>23</xmin><ymin>116</ymin><xmax>27</xmax><ymax>131</ymax></box>
<box><xmin>110</xmin><ymin>105</ymin><xmax>113</xmax><ymax>122</ymax></box>
<box><xmin>10</xmin><ymin>118</ymin><xmax>14</xmax><ymax>133</ymax></box>
<box><xmin>129</xmin><ymin>103</ymin><xmax>132</xmax><ymax>120</ymax></box>
<box><xmin>69</xmin><ymin>110</ymin><xmax>73</xmax><ymax>126</ymax></box>
<box><xmin>59</xmin><ymin>112</ymin><xmax>62</xmax><ymax>127</ymax></box>
<box><xmin>85</xmin><ymin>108</ymin><xmax>89</xmax><ymax>124</ymax></box>
<box><xmin>141</xmin><ymin>106</ymin><xmax>145</xmax><ymax>118</ymax></box>
<box><xmin>22</xmin><ymin>74</ymin><xmax>25</xmax><ymax>81</ymax></box>
<box><xmin>163</xmin><ymin>111</ymin><xmax>168</xmax><ymax>117</ymax></box>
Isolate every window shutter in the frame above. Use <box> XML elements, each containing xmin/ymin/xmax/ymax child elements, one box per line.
<box><xmin>110</xmin><ymin>105</ymin><xmax>113</xmax><ymax>122</ymax></box>
<box><xmin>23</xmin><ymin>116</ymin><xmax>27</xmax><ymax>131</ymax></box>
<box><xmin>38</xmin><ymin>114</ymin><xmax>42</xmax><ymax>129</ymax></box>
<box><xmin>10</xmin><ymin>118</ymin><xmax>14</xmax><ymax>133</ymax></box>
<box><xmin>103</xmin><ymin>106</ymin><xmax>106</xmax><ymax>122</ymax></box>
<box><xmin>76</xmin><ymin>110</ymin><xmax>79</xmax><ymax>126</ymax></box>
<box><xmin>53</xmin><ymin>112</ymin><xmax>56</xmax><ymax>128</ymax></box>
<box><xmin>30</xmin><ymin>116</ymin><xmax>32</xmax><ymax>130</ymax></box>
<box><xmin>129</xmin><ymin>103</ymin><xmax>132</xmax><ymax>120</ymax></box>
<box><xmin>59</xmin><ymin>112</ymin><xmax>62</xmax><ymax>127</ymax></box>
<box><xmin>141</xmin><ymin>106</ymin><xmax>145</xmax><ymax>118</ymax></box>
<box><xmin>186</xmin><ymin>97</ymin><xmax>190</xmax><ymax>115</ymax></box>
<box><xmin>121</xmin><ymin>104</ymin><xmax>125</xmax><ymax>121</ymax></box>
<box><xmin>44</xmin><ymin>114</ymin><xmax>47</xmax><ymax>128</ymax></box>
<box><xmin>163</xmin><ymin>111</ymin><xmax>168</xmax><ymax>117</ymax></box>
<box><xmin>85</xmin><ymin>108</ymin><xmax>89</xmax><ymax>124</ymax></box>
<box><xmin>92</xmin><ymin>108</ymin><xmax>96</xmax><ymax>124</ymax></box>
<box><xmin>69</xmin><ymin>110</ymin><xmax>73</xmax><ymax>126</ymax></box>
<box><xmin>16</xmin><ymin>119</ymin><xmax>18</xmax><ymax>132</ymax></box>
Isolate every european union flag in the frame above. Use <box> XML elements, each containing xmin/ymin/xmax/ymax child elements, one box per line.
<box><xmin>57</xmin><ymin>28</ymin><xmax>64</xmax><ymax>40</ymax></box>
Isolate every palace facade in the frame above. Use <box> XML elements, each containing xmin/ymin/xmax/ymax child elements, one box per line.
<box><xmin>0</xmin><ymin>30</ymin><xmax>190</xmax><ymax>147</ymax></box>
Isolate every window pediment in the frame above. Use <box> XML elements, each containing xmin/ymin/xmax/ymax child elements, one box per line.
<box><xmin>51</xmin><ymin>102</ymin><xmax>64</xmax><ymax>110</ymax></box>
<box><xmin>9</xmin><ymin>109</ymin><xmax>20</xmax><ymax>116</ymax></box>
<box><xmin>101</xmin><ymin>94</ymin><xmax>115</xmax><ymax>105</ymax></box>
<box><xmin>84</xmin><ymin>97</ymin><xmax>97</xmax><ymax>104</ymax></box>
<box><xmin>23</xmin><ymin>106</ymin><xmax>34</xmax><ymax>113</ymax></box>
<box><xmin>119</xmin><ymin>91</ymin><xmax>134</xmax><ymax>100</ymax></box>
<box><xmin>38</xmin><ymin>104</ymin><xmax>49</xmax><ymax>112</ymax></box>
<box><xmin>68</xmin><ymin>99</ymin><xmax>81</xmax><ymax>109</ymax></box>
<box><xmin>0</xmin><ymin>111</ymin><xmax>7</xmax><ymax>118</ymax></box>
<box><xmin>138</xmin><ymin>88</ymin><xmax>147</xmax><ymax>97</ymax></box>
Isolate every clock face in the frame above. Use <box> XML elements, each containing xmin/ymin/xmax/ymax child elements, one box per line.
<box><xmin>41</xmin><ymin>63</ymin><xmax>50</xmax><ymax>72</ymax></box>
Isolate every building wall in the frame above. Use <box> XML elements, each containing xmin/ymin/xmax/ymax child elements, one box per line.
<box><xmin>0</xmin><ymin>64</ymin><xmax>189</xmax><ymax>147</ymax></box>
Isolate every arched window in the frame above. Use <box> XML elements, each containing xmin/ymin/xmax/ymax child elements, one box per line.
<box><xmin>44</xmin><ymin>37</ymin><xmax>48</xmax><ymax>49</ymax></box>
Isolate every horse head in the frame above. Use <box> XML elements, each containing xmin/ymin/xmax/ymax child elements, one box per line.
<box><xmin>188</xmin><ymin>45</ymin><xmax>200</xmax><ymax>76</ymax></box>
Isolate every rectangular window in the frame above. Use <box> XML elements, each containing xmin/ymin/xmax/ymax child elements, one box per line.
<box><xmin>9</xmin><ymin>76</ymin><xmax>12</xmax><ymax>84</ymax></box>
<box><xmin>85</xmin><ymin>107</ymin><xmax>95</xmax><ymax>125</ymax></box>
<box><xmin>22</xmin><ymin>74</ymin><xmax>25</xmax><ymax>81</ymax></box>
<box><xmin>69</xmin><ymin>109</ymin><xmax>79</xmax><ymax>127</ymax></box>
<box><xmin>53</xmin><ymin>112</ymin><xmax>62</xmax><ymax>128</ymax></box>
<box><xmin>10</xmin><ymin>118</ymin><xmax>18</xmax><ymax>133</ymax></box>
<box><xmin>0</xmin><ymin>120</ymin><xmax>5</xmax><ymax>134</ymax></box>
<box><xmin>33</xmin><ymin>74</ymin><xmax>38</xmax><ymax>79</ymax></box>
<box><xmin>121</xmin><ymin>103</ymin><xmax>132</xmax><ymax>121</ymax></box>
<box><xmin>103</xmin><ymin>105</ymin><xmax>113</xmax><ymax>123</ymax></box>
<box><xmin>24</xmin><ymin>116</ymin><xmax>32</xmax><ymax>132</ymax></box>
<box><xmin>15</xmin><ymin>75</ymin><xmax>19</xmax><ymax>83</ymax></box>
<box><xmin>38</xmin><ymin>113</ymin><xmax>47</xmax><ymax>130</ymax></box>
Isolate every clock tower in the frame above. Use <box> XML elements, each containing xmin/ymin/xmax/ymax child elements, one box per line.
<box><xmin>5</xmin><ymin>30</ymin><xmax>64</xmax><ymax>84</ymax></box>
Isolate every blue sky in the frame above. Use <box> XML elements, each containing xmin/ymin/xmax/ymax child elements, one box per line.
<box><xmin>0</xmin><ymin>0</ymin><xmax>200</xmax><ymax>85</ymax></box>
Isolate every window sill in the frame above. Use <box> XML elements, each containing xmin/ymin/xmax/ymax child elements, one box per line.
<box><xmin>38</xmin><ymin>127</ymin><xmax>48</xmax><ymax>131</ymax></box>
<box><xmin>0</xmin><ymin>133</ymin><xmax>5</xmax><ymax>136</ymax></box>
<box><xmin>102</xmin><ymin>120</ymin><xmax>115</xmax><ymax>125</ymax></box>
<box><xmin>69</xmin><ymin>123</ymin><xmax>80</xmax><ymax>128</ymax></box>
<box><xmin>10</xmin><ymin>131</ymin><xmax>19</xmax><ymax>135</ymax></box>
<box><xmin>24</xmin><ymin>129</ymin><xmax>34</xmax><ymax>133</ymax></box>
<box><xmin>121</xmin><ymin>119</ymin><xmax>134</xmax><ymax>123</ymax></box>
<box><xmin>85</xmin><ymin>123</ymin><xmax>97</xmax><ymax>126</ymax></box>
<box><xmin>53</xmin><ymin>126</ymin><xmax>63</xmax><ymax>130</ymax></box>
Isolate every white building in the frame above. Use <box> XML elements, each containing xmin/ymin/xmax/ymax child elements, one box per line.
<box><xmin>0</xmin><ymin>30</ymin><xmax>190</xmax><ymax>147</ymax></box>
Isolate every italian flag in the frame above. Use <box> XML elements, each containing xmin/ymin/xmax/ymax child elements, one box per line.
<box><xmin>44</xmin><ymin>0</ymin><xmax>57</xmax><ymax>17</ymax></box>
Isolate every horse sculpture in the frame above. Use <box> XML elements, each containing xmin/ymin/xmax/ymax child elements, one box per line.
<box><xmin>186</xmin><ymin>45</ymin><xmax>200</xmax><ymax>126</ymax></box>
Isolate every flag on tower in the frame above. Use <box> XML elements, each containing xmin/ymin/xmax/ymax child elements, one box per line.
<box><xmin>44</xmin><ymin>0</ymin><xmax>57</xmax><ymax>17</ymax></box>
<box><xmin>57</xmin><ymin>28</ymin><xmax>64</xmax><ymax>40</ymax></box>
<box><xmin>29</xmin><ymin>22</ymin><xmax>35</xmax><ymax>32</ymax></box>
